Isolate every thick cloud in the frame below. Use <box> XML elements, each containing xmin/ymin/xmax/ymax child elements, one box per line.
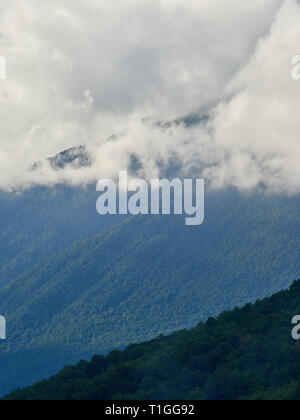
<box><xmin>0</xmin><ymin>0</ymin><xmax>299</xmax><ymax>193</ymax></box>
<box><xmin>204</xmin><ymin>0</ymin><xmax>300</xmax><ymax>193</ymax></box>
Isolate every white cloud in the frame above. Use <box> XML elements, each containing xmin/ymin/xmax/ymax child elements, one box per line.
<box><xmin>1</xmin><ymin>0</ymin><xmax>300</xmax><ymax>193</ymax></box>
<box><xmin>204</xmin><ymin>0</ymin><xmax>300</xmax><ymax>193</ymax></box>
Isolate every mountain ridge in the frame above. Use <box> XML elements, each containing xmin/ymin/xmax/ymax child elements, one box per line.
<box><xmin>5</xmin><ymin>280</ymin><xmax>300</xmax><ymax>400</ymax></box>
<box><xmin>1</xmin><ymin>188</ymin><xmax>300</xmax><ymax>395</ymax></box>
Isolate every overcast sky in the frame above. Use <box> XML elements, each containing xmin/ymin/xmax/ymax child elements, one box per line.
<box><xmin>0</xmin><ymin>0</ymin><xmax>300</xmax><ymax>193</ymax></box>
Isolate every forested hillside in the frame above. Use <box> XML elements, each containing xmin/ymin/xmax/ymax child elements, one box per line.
<box><xmin>0</xmin><ymin>185</ymin><xmax>125</xmax><ymax>287</ymax></box>
<box><xmin>5</xmin><ymin>280</ymin><xmax>300</xmax><ymax>401</ymax></box>
<box><xmin>1</xmin><ymin>189</ymin><xmax>300</xmax><ymax>396</ymax></box>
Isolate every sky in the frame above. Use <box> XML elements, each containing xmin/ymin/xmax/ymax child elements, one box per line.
<box><xmin>0</xmin><ymin>0</ymin><xmax>299</xmax><ymax>193</ymax></box>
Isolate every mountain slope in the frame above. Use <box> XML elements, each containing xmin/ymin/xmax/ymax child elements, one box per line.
<box><xmin>1</xmin><ymin>189</ymin><xmax>300</xmax><ymax>395</ymax></box>
<box><xmin>5</xmin><ymin>280</ymin><xmax>300</xmax><ymax>401</ymax></box>
<box><xmin>0</xmin><ymin>185</ymin><xmax>126</xmax><ymax>286</ymax></box>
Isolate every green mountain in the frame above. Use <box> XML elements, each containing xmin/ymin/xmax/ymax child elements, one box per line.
<box><xmin>0</xmin><ymin>185</ymin><xmax>125</xmax><ymax>287</ymax></box>
<box><xmin>5</xmin><ymin>280</ymin><xmax>300</xmax><ymax>401</ymax></box>
<box><xmin>1</xmin><ymin>189</ymin><xmax>300</xmax><ymax>396</ymax></box>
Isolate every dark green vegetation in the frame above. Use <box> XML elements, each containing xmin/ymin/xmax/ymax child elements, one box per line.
<box><xmin>1</xmin><ymin>188</ymin><xmax>300</xmax><ymax>396</ymax></box>
<box><xmin>5</xmin><ymin>281</ymin><xmax>300</xmax><ymax>400</ymax></box>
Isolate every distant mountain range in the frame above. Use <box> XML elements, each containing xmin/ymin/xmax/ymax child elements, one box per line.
<box><xmin>48</xmin><ymin>146</ymin><xmax>92</xmax><ymax>170</ymax></box>
<box><xmin>1</xmin><ymin>186</ymin><xmax>300</xmax><ymax>396</ymax></box>
<box><xmin>5</xmin><ymin>280</ymin><xmax>300</xmax><ymax>400</ymax></box>
<box><xmin>32</xmin><ymin>113</ymin><xmax>207</xmax><ymax>173</ymax></box>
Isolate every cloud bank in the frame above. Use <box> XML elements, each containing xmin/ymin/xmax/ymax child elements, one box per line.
<box><xmin>0</xmin><ymin>0</ymin><xmax>299</xmax><ymax>193</ymax></box>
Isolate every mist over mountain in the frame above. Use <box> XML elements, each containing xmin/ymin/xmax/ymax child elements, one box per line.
<box><xmin>1</xmin><ymin>0</ymin><xmax>300</xmax><ymax>194</ymax></box>
<box><xmin>0</xmin><ymin>0</ymin><xmax>300</xmax><ymax>403</ymax></box>
<box><xmin>47</xmin><ymin>146</ymin><xmax>92</xmax><ymax>171</ymax></box>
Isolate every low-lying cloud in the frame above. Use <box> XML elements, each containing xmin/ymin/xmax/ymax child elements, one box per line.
<box><xmin>0</xmin><ymin>0</ymin><xmax>299</xmax><ymax>193</ymax></box>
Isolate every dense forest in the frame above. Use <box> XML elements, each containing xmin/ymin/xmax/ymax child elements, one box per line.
<box><xmin>5</xmin><ymin>280</ymin><xmax>300</xmax><ymax>400</ymax></box>
<box><xmin>0</xmin><ymin>185</ymin><xmax>125</xmax><ymax>287</ymax></box>
<box><xmin>1</xmin><ymin>188</ymin><xmax>300</xmax><ymax>396</ymax></box>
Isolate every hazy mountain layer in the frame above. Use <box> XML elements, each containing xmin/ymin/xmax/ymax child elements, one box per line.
<box><xmin>0</xmin><ymin>189</ymin><xmax>300</xmax><ymax>395</ymax></box>
<box><xmin>5</xmin><ymin>280</ymin><xmax>300</xmax><ymax>400</ymax></box>
<box><xmin>0</xmin><ymin>186</ymin><xmax>126</xmax><ymax>287</ymax></box>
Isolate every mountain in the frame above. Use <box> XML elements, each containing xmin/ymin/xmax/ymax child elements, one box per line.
<box><xmin>0</xmin><ymin>185</ymin><xmax>126</xmax><ymax>287</ymax></box>
<box><xmin>1</xmin><ymin>188</ymin><xmax>300</xmax><ymax>396</ymax></box>
<box><xmin>5</xmin><ymin>280</ymin><xmax>300</xmax><ymax>401</ymax></box>
<box><xmin>48</xmin><ymin>146</ymin><xmax>92</xmax><ymax>170</ymax></box>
